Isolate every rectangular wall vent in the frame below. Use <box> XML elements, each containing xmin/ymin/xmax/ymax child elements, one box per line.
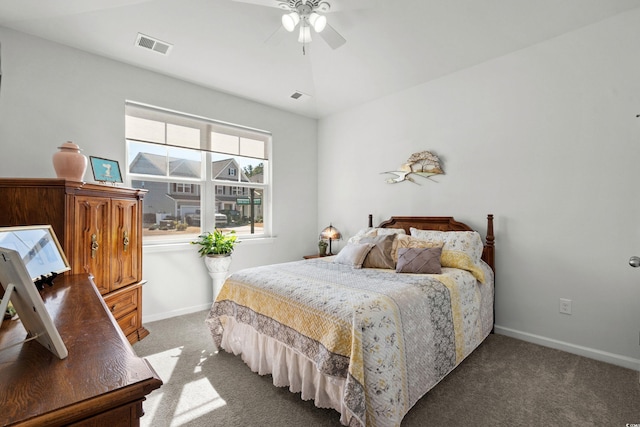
<box><xmin>290</xmin><ymin>90</ymin><xmax>311</xmax><ymax>101</ymax></box>
<box><xmin>135</xmin><ymin>33</ymin><xmax>173</xmax><ymax>55</ymax></box>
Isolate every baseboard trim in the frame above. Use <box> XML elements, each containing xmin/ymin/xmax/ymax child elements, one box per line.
<box><xmin>142</xmin><ymin>303</ymin><xmax>211</xmax><ymax>323</ymax></box>
<box><xmin>494</xmin><ymin>325</ymin><xmax>640</xmax><ymax>372</ymax></box>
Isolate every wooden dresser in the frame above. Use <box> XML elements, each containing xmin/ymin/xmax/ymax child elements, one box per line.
<box><xmin>0</xmin><ymin>274</ymin><xmax>162</xmax><ymax>426</ymax></box>
<box><xmin>0</xmin><ymin>178</ymin><xmax>149</xmax><ymax>344</ymax></box>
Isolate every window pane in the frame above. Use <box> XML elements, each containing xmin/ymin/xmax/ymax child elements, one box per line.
<box><xmin>240</xmin><ymin>159</ymin><xmax>266</xmax><ymax>184</ymax></box>
<box><xmin>133</xmin><ymin>180</ymin><xmax>202</xmax><ymax>240</ymax></box>
<box><xmin>125</xmin><ymin>116</ymin><xmax>165</xmax><ymax>144</ymax></box>
<box><xmin>168</xmin><ymin>147</ymin><xmax>202</xmax><ymax>179</ymax></box>
<box><xmin>212</xmin><ymin>154</ymin><xmax>242</xmax><ymax>182</ymax></box>
<box><xmin>214</xmin><ymin>185</ymin><xmax>263</xmax><ymax>235</ymax></box>
<box><xmin>128</xmin><ymin>141</ymin><xmax>168</xmax><ymax>176</ymax></box>
<box><xmin>211</xmin><ymin>154</ymin><xmax>266</xmax><ymax>184</ymax></box>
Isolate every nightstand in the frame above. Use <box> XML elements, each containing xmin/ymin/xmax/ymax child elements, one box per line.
<box><xmin>303</xmin><ymin>253</ymin><xmax>331</xmax><ymax>259</ymax></box>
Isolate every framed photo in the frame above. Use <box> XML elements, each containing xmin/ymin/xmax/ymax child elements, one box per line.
<box><xmin>0</xmin><ymin>246</ymin><xmax>68</xmax><ymax>359</ymax></box>
<box><xmin>0</xmin><ymin>225</ymin><xmax>70</xmax><ymax>281</ymax></box>
<box><xmin>89</xmin><ymin>156</ymin><xmax>123</xmax><ymax>183</ymax></box>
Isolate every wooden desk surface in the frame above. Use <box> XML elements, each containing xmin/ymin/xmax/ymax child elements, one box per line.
<box><xmin>0</xmin><ymin>274</ymin><xmax>162</xmax><ymax>426</ymax></box>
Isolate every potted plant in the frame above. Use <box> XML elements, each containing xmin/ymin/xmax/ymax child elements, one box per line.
<box><xmin>192</xmin><ymin>229</ymin><xmax>237</xmax><ymax>257</ymax></box>
<box><xmin>192</xmin><ymin>229</ymin><xmax>237</xmax><ymax>299</ymax></box>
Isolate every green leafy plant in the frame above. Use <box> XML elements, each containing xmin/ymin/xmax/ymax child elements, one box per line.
<box><xmin>191</xmin><ymin>229</ymin><xmax>237</xmax><ymax>257</ymax></box>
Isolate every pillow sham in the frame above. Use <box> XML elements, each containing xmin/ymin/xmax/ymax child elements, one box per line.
<box><xmin>333</xmin><ymin>242</ymin><xmax>375</xmax><ymax>268</ymax></box>
<box><xmin>347</xmin><ymin>227</ymin><xmax>376</xmax><ymax>244</ymax></box>
<box><xmin>347</xmin><ymin>227</ymin><xmax>406</xmax><ymax>244</ymax></box>
<box><xmin>360</xmin><ymin>234</ymin><xmax>395</xmax><ymax>269</ymax></box>
<box><xmin>391</xmin><ymin>234</ymin><xmax>444</xmax><ymax>263</ymax></box>
<box><xmin>409</xmin><ymin>228</ymin><xmax>486</xmax><ymax>283</ymax></box>
<box><xmin>396</xmin><ymin>247</ymin><xmax>442</xmax><ymax>274</ymax></box>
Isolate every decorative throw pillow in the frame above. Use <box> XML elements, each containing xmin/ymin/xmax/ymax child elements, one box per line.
<box><xmin>347</xmin><ymin>228</ymin><xmax>376</xmax><ymax>244</ymax></box>
<box><xmin>347</xmin><ymin>227</ymin><xmax>406</xmax><ymax>245</ymax></box>
<box><xmin>392</xmin><ymin>234</ymin><xmax>444</xmax><ymax>263</ymax></box>
<box><xmin>396</xmin><ymin>247</ymin><xmax>443</xmax><ymax>274</ymax></box>
<box><xmin>375</xmin><ymin>227</ymin><xmax>406</xmax><ymax>237</ymax></box>
<box><xmin>333</xmin><ymin>242</ymin><xmax>375</xmax><ymax>268</ymax></box>
<box><xmin>360</xmin><ymin>234</ymin><xmax>396</xmax><ymax>269</ymax></box>
<box><xmin>409</xmin><ymin>228</ymin><xmax>485</xmax><ymax>283</ymax></box>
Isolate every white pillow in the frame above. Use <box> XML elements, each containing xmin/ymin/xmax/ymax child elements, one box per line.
<box><xmin>333</xmin><ymin>243</ymin><xmax>375</xmax><ymax>268</ymax></box>
<box><xmin>347</xmin><ymin>227</ymin><xmax>405</xmax><ymax>244</ymax></box>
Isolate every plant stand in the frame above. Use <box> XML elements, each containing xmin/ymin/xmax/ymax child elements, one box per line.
<box><xmin>204</xmin><ymin>255</ymin><xmax>232</xmax><ymax>300</ymax></box>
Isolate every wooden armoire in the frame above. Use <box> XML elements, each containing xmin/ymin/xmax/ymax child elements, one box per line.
<box><xmin>0</xmin><ymin>178</ymin><xmax>149</xmax><ymax>343</ymax></box>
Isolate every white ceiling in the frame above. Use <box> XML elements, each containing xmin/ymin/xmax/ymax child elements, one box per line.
<box><xmin>1</xmin><ymin>0</ymin><xmax>640</xmax><ymax>118</ymax></box>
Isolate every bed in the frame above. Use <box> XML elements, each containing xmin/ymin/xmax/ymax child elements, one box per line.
<box><xmin>206</xmin><ymin>214</ymin><xmax>495</xmax><ymax>427</ymax></box>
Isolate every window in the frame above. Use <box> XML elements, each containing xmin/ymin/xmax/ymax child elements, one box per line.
<box><xmin>125</xmin><ymin>102</ymin><xmax>271</xmax><ymax>243</ymax></box>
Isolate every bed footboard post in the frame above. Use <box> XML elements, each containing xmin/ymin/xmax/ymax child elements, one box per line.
<box><xmin>484</xmin><ymin>214</ymin><xmax>495</xmax><ymax>273</ymax></box>
<box><xmin>368</xmin><ymin>214</ymin><xmax>373</xmax><ymax>228</ymax></box>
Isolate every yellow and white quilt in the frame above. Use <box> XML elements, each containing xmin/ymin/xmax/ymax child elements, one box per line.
<box><xmin>206</xmin><ymin>259</ymin><xmax>493</xmax><ymax>427</ymax></box>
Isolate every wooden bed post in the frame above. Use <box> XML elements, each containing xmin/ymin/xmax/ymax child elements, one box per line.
<box><xmin>484</xmin><ymin>214</ymin><xmax>495</xmax><ymax>274</ymax></box>
<box><xmin>368</xmin><ymin>214</ymin><xmax>373</xmax><ymax>228</ymax></box>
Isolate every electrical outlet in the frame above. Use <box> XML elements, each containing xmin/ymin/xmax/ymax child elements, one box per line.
<box><xmin>559</xmin><ymin>298</ymin><xmax>572</xmax><ymax>315</ymax></box>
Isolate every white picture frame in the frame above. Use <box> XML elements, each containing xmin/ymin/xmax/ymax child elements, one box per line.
<box><xmin>0</xmin><ymin>225</ymin><xmax>70</xmax><ymax>281</ymax></box>
<box><xmin>0</xmin><ymin>247</ymin><xmax>68</xmax><ymax>359</ymax></box>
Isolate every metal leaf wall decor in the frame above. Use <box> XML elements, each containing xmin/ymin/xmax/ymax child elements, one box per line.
<box><xmin>382</xmin><ymin>150</ymin><xmax>444</xmax><ymax>184</ymax></box>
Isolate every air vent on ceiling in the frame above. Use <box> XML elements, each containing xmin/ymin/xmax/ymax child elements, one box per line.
<box><xmin>135</xmin><ymin>33</ymin><xmax>173</xmax><ymax>55</ymax></box>
<box><xmin>290</xmin><ymin>90</ymin><xmax>311</xmax><ymax>101</ymax></box>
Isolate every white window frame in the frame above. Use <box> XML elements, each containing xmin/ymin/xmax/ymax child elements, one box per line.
<box><xmin>125</xmin><ymin>101</ymin><xmax>272</xmax><ymax>244</ymax></box>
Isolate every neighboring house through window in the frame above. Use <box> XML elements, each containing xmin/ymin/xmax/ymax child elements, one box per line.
<box><xmin>125</xmin><ymin>102</ymin><xmax>271</xmax><ymax>243</ymax></box>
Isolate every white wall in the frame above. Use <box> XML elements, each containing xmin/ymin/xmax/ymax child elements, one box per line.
<box><xmin>0</xmin><ymin>27</ymin><xmax>319</xmax><ymax>321</ymax></box>
<box><xmin>318</xmin><ymin>10</ymin><xmax>640</xmax><ymax>369</ymax></box>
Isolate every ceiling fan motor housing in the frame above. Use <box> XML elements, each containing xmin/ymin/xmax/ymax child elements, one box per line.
<box><xmin>278</xmin><ymin>1</ymin><xmax>331</xmax><ymax>13</ymax></box>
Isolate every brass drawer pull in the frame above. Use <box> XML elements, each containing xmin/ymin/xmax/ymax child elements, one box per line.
<box><xmin>91</xmin><ymin>234</ymin><xmax>99</xmax><ymax>258</ymax></box>
<box><xmin>123</xmin><ymin>231</ymin><xmax>129</xmax><ymax>252</ymax></box>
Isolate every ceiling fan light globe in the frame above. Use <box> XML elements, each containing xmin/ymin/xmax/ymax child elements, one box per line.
<box><xmin>309</xmin><ymin>13</ymin><xmax>327</xmax><ymax>32</ymax></box>
<box><xmin>298</xmin><ymin>25</ymin><xmax>312</xmax><ymax>43</ymax></box>
<box><xmin>282</xmin><ymin>12</ymin><xmax>300</xmax><ymax>32</ymax></box>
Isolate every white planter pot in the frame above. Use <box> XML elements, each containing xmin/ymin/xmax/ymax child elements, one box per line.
<box><xmin>204</xmin><ymin>254</ymin><xmax>232</xmax><ymax>300</ymax></box>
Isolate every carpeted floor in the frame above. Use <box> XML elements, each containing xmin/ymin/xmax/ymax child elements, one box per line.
<box><xmin>133</xmin><ymin>310</ymin><xmax>640</xmax><ymax>427</ymax></box>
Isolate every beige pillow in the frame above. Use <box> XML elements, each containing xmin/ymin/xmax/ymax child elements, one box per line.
<box><xmin>360</xmin><ymin>234</ymin><xmax>395</xmax><ymax>269</ymax></box>
<box><xmin>333</xmin><ymin>243</ymin><xmax>374</xmax><ymax>269</ymax></box>
<box><xmin>409</xmin><ymin>228</ymin><xmax>486</xmax><ymax>283</ymax></box>
<box><xmin>392</xmin><ymin>234</ymin><xmax>444</xmax><ymax>263</ymax></box>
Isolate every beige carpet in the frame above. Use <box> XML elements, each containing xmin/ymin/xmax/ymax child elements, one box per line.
<box><xmin>133</xmin><ymin>310</ymin><xmax>640</xmax><ymax>426</ymax></box>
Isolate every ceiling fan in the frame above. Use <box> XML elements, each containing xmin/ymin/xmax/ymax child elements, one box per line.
<box><xmin>233</xmin><ymin>0</ymin><xmax>356</xmax><ymax>53</ymax></box>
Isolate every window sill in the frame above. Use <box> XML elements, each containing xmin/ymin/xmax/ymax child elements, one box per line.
<box><xmin>143</xmin><ymin>236</ymin><xmax>276</xmax><ymax>254</ymax></box>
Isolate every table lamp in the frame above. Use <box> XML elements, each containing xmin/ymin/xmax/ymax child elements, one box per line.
<box><xmin>319</xmin><ymin>224</ymin><xmax>342</xmax><ymax>255</ymax></box>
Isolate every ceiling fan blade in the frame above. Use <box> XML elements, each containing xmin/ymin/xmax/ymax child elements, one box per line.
<box><xmin>264</xmin><ymin>25</ymin><xmax>287</xmax><ymax>45</ymax></box>
<box><xmin>231</xmin><ymin>0</ymin><xmax>283</xmax><ymax>9</ymax></box>
<box><xmin>319</xmin><ymin>23</ymin><xmax>346</xmax><ymax>49</ymax></box>
<box><xmin>325</xmin><ymin>0</ymin><xmax>379</xmax><ymax>12</ymax></box>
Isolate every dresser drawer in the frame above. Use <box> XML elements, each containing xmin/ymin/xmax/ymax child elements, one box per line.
<box><xmin>117</xmin><ymin>310</ymin><xmax>139</xmax><ymax>338</ymax></box>
<box><xmin>104</xmin><ymin>286</ymin><xmax>139</xmax><ymax>320</ymax></box>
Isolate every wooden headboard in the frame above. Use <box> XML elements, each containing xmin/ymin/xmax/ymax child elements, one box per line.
<box><xmin>370</xmin><ymin>214</ymin><xmax>495</xmax><ymax>273</ymax></box>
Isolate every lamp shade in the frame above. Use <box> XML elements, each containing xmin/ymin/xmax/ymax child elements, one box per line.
<box><xmin>319</xmin><ymin>224</ymin><xmax>341</xmax><ymax>241</ymax></box>
<box><xmin>282</xmin><ymin>12</ymin><xmax>300</xmax><ymax>32</ymax></box>
<box><xmin>309</xmin><ymin>12</ymin><xmax>327</xmax><ymax>32</ymax></box>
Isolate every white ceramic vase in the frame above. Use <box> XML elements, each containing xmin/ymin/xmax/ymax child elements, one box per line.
<box><xmin>204</xmin><ymin>254</ymin><xmax>232</xmax><ymax>300</ymax></box>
